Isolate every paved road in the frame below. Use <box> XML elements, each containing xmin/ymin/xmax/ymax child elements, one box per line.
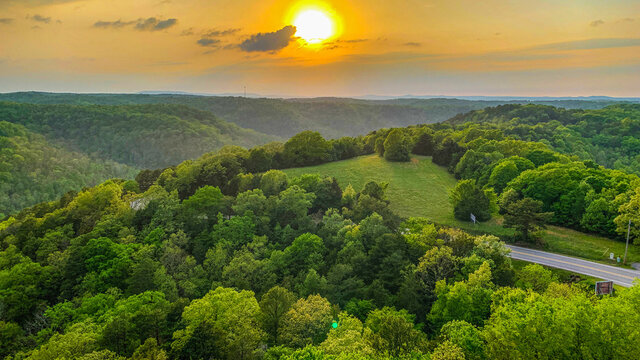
<box><xmin>506</xmin><ymin>245</ymin><xmax>640</xmax><ymax>287</ymax></box>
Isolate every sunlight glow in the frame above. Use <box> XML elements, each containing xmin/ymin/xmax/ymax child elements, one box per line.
<box><xmin>292</xmin><ymin>8</ymin><xmax>335</xmax><ymax>44</ymax></box>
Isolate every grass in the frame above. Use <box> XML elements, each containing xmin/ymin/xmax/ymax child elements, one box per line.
<box><xmin>283</xmin><ymin>155</ymin><xmax>640</xmax><ymax>265</ymax></box>
<box><xmin>284</xmin><ymin>155</ymin><xmax>456</xmax><ymax>222</ymax></box>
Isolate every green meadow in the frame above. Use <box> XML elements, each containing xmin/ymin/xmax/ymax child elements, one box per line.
<box><xmin>284</xmin><ymin>155</ymin><xmax>640</xmax><ymax>265</ymax></box>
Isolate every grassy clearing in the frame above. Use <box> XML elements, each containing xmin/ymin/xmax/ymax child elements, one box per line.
<box><xmin>283</xmin><ymin>155</ymin><xmax>639</xmax><ymax>265</ymax></box>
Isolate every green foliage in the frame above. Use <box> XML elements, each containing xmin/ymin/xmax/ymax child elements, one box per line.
<box><xmin>383</xmin><ymin>129</ymin><xmax>411</xmax><ymax>162</ymax></box>
<box><xmin>516</xmin><ymin>264</ymin><xmax>557</xmax><ymax>292</ymax></box>
<box><xmin>285</xmin><ymin>131</ymin><xmax>332</xmax><ymax>167</ymax></box>
<box><xmin>503</xmin><ymin>197</ymin><xmax>553</xmax><ymax>242</ymax></box>
<box><xmin>365</xmin><ymin>307</ymin><xmax>423</xmax><ymax>357</ymax></box>
<box><xmin>172</xmin><ymin>287</ymin><xmax>264</xmax><ymax>359</ymax></box>
<box><xmin>280</xmin><ymin>295</ymin><xmax>333</xmax><ymax>348</ymax></box>
<box><xmin>449</xmin><ymin>180</ymin><xmax>492</xmax><ymax>222</ymax></box>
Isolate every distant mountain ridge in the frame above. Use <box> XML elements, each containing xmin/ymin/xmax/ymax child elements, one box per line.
<box><xmin>0</xmin><ymin>92</ymin><xmax>632</xmax><ymax>139</ymax></box>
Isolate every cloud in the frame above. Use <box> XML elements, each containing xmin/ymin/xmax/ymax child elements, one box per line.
<box><xmin>94</xmin><ymin>17</ymin><xmax>177</xmax><ymax>31</ymax></box>
<box><xmin>590</xmin><ymin>19</ymin><xmax>605</xmax><ymax>27</ymax></box>
<box><xmin>204</xmin><ymin>28</ymin><xmax>240</xmax><ymax>37</ymax></box>
<box><xmin>0</xmin><ymin>18</ymin><xmax>13</xmax><ymax>24</ymax></box>
<box><xmin>239</xmin><ymin>25</ymin><xmax>296</xmax><ymax>52</ymax></box>
<box><xmin>403</xmin><ymin>42</ymin><xmax>421</xmax><ymax>47</ymax></box>
<box><xmin>31</xmin><ymin>14</ymin><xmax>51</xmax><ymax>23</ymax></box>
<box><xmin>93</xmin><ymin>19</ymin><xmax>135</xmax><ymax>28</ymax></box>
<box><xmin>135</xmin><ymin>17</ymin><xmax>177</xmax><ymax>31</ymax></box>
<box><xmin>532</xmin><ymin>38</ymin><xmax>640</xmax><ymax>51</ymax></box>
<box><xmin>197</xmin><ymin>38</ymin><xmax>220</xmax><ymax>47</ymax></box>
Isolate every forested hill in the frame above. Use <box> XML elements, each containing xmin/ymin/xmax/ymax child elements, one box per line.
<box><xmin>448</xmin><ymin>103</ymin><xmax>640</xmax><ymax>175</ymax></box>
<box><xmin>0</xmin><ymin>92</ymin><xmax>628</xmax><ymax>139</ymax></box>
<box><xmin>0</xmin><ymin>102</ymin><xmax>275</xmax><ymax>215</ymax></box>
<box><xmin>4</xmin><ymin>120</ymin><xmax>640</xmax><ymax>359</ymax></box>
<box><xmin>0</xmin><ymin>121</ymin><xmax>137</xmax><ymax>218</ymax></box>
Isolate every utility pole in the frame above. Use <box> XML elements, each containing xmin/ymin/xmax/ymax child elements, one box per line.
<box><xmin>624</xmin><ymin>219</ymin><xmax>631</xmax><ymax>264</ymax></box>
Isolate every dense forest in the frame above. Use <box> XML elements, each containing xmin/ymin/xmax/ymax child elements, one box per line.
<box><xmin>0</xmin><ymin>121</ymin><xmax>137</xmax><ymax>218</ymax></box>
<box><xmin>0</xmin><ymin>102</ymin><xmax>274</xmax><ymax>215</ymax></box>
<box><xmin>449</xmin><ymin>104</ymin><xmax>640</xmax><ymax>175</ymax></box>
<box><xmin>3</xmin><ymin>117</ymin><xmax>640</xmax><ymax>359</ymax></box>
<box><xmin>0</xmin><ymin>92</ymin><xmax>628</xmax><ymax>139</ymax></box>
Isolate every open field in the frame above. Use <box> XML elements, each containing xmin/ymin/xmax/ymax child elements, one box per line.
<box><xmin>283</xmin><ymin>155</ymin><xmax>640</xmax><ymax>265</ymax></box>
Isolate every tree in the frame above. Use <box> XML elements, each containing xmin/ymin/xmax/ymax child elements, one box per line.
<box><xmin>320</xmin><ymin>313</ymin><xmax>374</xmax><ymax>356</ymax></box>
<box><xmin>427</xmin><ymin>262</ymin><xmax>494</xmax><ymax>331</ymax></box>
<box><xmin>449</xmin><ymin>180</ymin><xmax>492</xmax><ymax>222</ymax></box>
<box><xmin>383</xmin><ymin>129</ymin><xmax>411</xmax><ymax>162</ymax></box>
<box><xmin>516</xmin><ymin>264</ymin><xmax>556</xmax><ymax>292</ymax></box>
<box><xmin>415</xmin><ymin>246</ymin><xmax>461</xmax><ymax>294</ymax></box>
<box><xmin>0</xmin><ymin>321</ymin><xmax>25</xmax><ymax>358</ymax></box>
<box><xmin>280</xmin><ymin>295</ymin><xmax>333</xmax><ymax>348</ymax></box>
<box><xmin>172</xmin><ymin>287</ymin><xmax>264</xmax><ymax>360</ymax></box>
<box><xmin>365</xmin><ymin>307</ymin><xmax>422</xmax><ymax>357</ymax></box>
<box><xmin>284</xmin><ymin>131</ymin><xmax>332</xmax><ymax>167</ymax></box>
<box><xmin>431</xmin><ymin>340</ymin><xmax>466</xmax><ymax>360</ymax></box>
<box><xmin>412</xmin><ymin>128</ymin><xmax>435</xmax><ymax>156</ymax></box>
<box><xmin>488</xmin><ymin>160</ymin><xmax>519</xmax><ymax>194</ymax></box>
<box><xmin>283</xmin><ymin>233</ymin><xmax>326</xmax><ymax>276</ymax></box>
<box><xmin>260</xmin><ymin>170</ymin><xmax>288</xmax><ymax>197</ymax></box>
<box><xmin>260</xmin><ymin>286</ymin><xmax>297</xmax><ymax>345</ymax></box>
<box><xmin>503</xmin><ymin>197</ymin><xmax>553</xmax><ymax>242</ymax></box>
<box><xmin>440</xmin><ymin>320</ymin><xmax>485</xmax><ymax>360</ymax></box>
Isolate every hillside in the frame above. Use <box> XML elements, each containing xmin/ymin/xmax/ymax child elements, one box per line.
<box><xmin>0</xmin><ymin>92</ymin><xmax>628</xmax><ymax>139</ymax></box>
<box><xmin>3</xmin><ymin>123</ymin><xmax>640</xmax><ymax>359</ymax></box>
<box><xmin>449</xmin><ymin>103</ymin><xmax>640</xmax><ymax>175</ymax></box>
<box><xmin>282</xmin><ymin>154</ymin><xmax>640</xmax><ymax>264</ymax></box>
<box><xmin>283</xmin><ymin>155</ymin><xmax>457</xmax><ymax>222</ymax></box>
<box><xmin>0</xmin><ymin>121</ymin><xmax>137</xmax><ymax>217</ymax></box>
<box><xmin>0</xmin><ymin>102</ymin><xmax>275</xmax><ymax>214</ymax></box>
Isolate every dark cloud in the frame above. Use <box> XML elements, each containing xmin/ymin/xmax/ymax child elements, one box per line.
<box><xmin>94</xmin><ymin>17</ymin><xmax>177</xmax><ymax>31</ymax></box>
<box><xmin>197</xmin><ymin>38</ymin><xmax>221</xmax><ymax>47</ymax></box>
<box><xmin>203</xmin><ymin>28</ymin><xmax>240</xmax><ymax>37</ymax></box>
<box><xmin>31</xmin><ymin>14</ymin><xmax>51</xmax><ymax>23</ymax></box>
<box><xmin>0</xmin><ymin>18</ymin><xmax>13</xmax><ymax>24</ymax></box>
<box><xmin>239</xmin><ymin>25</ymin><xmax>296</xmax><ymax>52</ymax></box>
<box><xmin>94</xmin><ymin>19</ymin><xmax>135</xmax><ymax>28</ymax></box>
<box><xmin>590</xmin><ymin>19</ymin><xmax>605</xmax><ymax>27</ymax></box>
<box><xmin>403</xmin><ymin>42</ymin><xmax>421</xmax><ymax>47</ymax></box>
<box><xmin>135</xmin><ymin>17</ymin><xmax>177</xmax><ymax>31</ymax></box>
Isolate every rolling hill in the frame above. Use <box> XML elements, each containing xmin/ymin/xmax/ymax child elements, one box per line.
<box><xmin>0</xmin><ymin>102</ymin><xmax>275</xmax><ymax>214</ymax></box>
<box><xmin>0</xmin><ymin>92</ymin><xmax>628</xmax><ymax>139</ymax></box>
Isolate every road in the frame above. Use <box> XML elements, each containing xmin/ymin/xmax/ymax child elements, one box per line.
<box><xmin>506</xmin><ymin>245</ymin><xmax>640</xmax><ymax>287</ymax></box>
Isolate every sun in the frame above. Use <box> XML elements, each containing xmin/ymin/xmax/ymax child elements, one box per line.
<box><xmin>292</xmin><ymin>8</ymin><xmax>335</xmax><ymax>44</ymax></box>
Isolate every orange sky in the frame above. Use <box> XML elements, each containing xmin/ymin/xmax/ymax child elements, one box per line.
<box><xmin>0</xmin><ymin>0</ymin><xmax>639</xmax><ymax>97</ymax></box>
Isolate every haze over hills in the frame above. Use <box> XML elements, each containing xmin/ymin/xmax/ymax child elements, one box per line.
<box><xmin>0</xmin><ymin>92</ymin><xmax>633</xmax><ymax>139</ymax></box>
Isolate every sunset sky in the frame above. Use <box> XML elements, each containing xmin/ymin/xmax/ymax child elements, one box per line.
<box><xmin>0</xmin><ymin>0</ymin><xmax>639</xmax><ymax>97</ymax></box>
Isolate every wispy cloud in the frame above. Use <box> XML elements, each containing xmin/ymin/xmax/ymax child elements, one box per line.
<box><xmin>30</xmin><ymin>14</ymin><xmax>51</xmax><ymax>24</ymax></box>
<box><xmin>93</xmin><ymin>17</ymin><xmax>177</xmax><ymax>31</ymax></box>
<box><xmin>203</xmin><ymin>28</ymin><xmax>240</xmax><ymax>37</ymax></box>
<box><xmin>135</xmin><ymin>17</ymin><xmax>176</xmax><ymax>31</ymax></box>
<box><xmin>197</xmin><ymin>38</ymin><xmax>220</xmax><ymax>47</ymax></box>
<box><xmin>590</xmin><ymin>19</ymin><xmax>605</xmax><ymax>27</ymax></box>
<box><xmin>0</xmin><ymin>18</ymin><xmax>13</xmax><ymax>24</ymax></box>
<box><xmin>403</xmin><ymin>42</ymin><xmax>421</xmax><ymax>47</ymax></box>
